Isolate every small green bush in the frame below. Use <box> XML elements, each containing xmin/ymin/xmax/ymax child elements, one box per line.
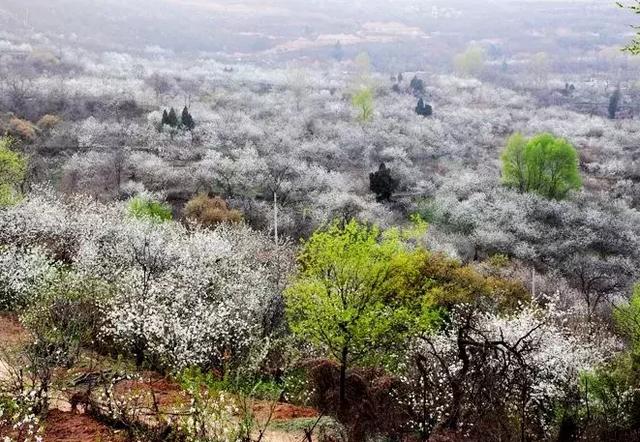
<box><xmin>0</xmin><ymin>137</ymin><xmax>27</xmax><ymax>207</ymax></box>
<box><xmin>127</xmin><ymin>195</ymin><xmax>173</xmax><ymax>222</ymax></box>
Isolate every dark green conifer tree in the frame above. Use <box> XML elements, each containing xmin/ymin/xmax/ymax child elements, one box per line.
<box><xmin>181</xmin><ymin>106</ymin><xmax>195</xmax><ymax>130</ymax></box>
<box><xmin>167</xmin><ymin>107</ymin><xmax>179</xmax><ymax>128</ymax></box>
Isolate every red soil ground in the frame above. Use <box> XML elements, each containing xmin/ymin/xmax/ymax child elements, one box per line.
<box><xmin>0</xmin><ymin>313</ymin><xmax>29</xmax><ymax>347</ymax></box>
<box><xmin>114</xmin><ymin>371</ymin><xmax>185</xmax><ymax>409</ymax></box>
<box><xmin>254</xmin><ymin>401</ymin><xmax>319</xmax><ymax>421</ymax></box>
<box><xmin>43</xmin><ymin>410</ymin><xmax>125</xmax><ymax>442</ymax></box>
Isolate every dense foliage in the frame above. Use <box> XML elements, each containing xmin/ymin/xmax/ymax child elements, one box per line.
<box><xmin>501</xmin><ymin>133</ymin><xmax>582</xmax><ymax>199</ymax></box>
<box><xmin>0</xmin><ymin>138</ymin><xmax>27</xmax><ymax>207</ymax></box>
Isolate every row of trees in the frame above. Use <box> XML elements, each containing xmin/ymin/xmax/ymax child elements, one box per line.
<box><xmin>160</xmin><ymin>106</ymin><xmax>195</xmax><ymax>130</ymax></box>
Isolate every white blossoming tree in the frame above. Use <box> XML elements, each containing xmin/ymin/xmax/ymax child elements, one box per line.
<box><xmin>0</xmin><ymin>188</ymin><xmax>291</xmax><ymax>373</ymax></box>
<box><xmin>403</xmin><ymin>298</ymin><xmax>614</xmax><ymax>440</ymax></box>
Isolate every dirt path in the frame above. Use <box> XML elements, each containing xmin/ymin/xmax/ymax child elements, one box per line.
<box><xmin>260</xmin><ymin>429</ymin><xmax>309</xmax><ymax>442</ymax></box>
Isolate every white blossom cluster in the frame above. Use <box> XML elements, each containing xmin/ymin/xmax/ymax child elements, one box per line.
<box><xmin>0</xmin><ymin>189</ymin><xmax>288</xmax><ymax>371</ymax></box>
<box><xmin>403</xmin><ymin>298</ymin><xmax>617</xmax><ymax>438</ymax></box>
<box><xmin>0</xmin><ymin>389</ymin><xmax>45</xmax><ymax>442</ymax></box>
<box><xmin>0</xmin><ymin>245</ymin><xmax>58</xmax><ymax>310</ymax></box>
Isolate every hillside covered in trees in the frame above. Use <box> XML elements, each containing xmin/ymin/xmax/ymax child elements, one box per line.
<box><xmin>2</xmin><ymin>1</ymin><xmax>640</xmax><ymax>441</ymax></box>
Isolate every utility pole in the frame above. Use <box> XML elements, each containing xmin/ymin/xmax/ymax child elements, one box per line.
<box><xmin>532</xmin><ymin>269</ymin><xmax>536</xmax><ymax>297</ymax></box>
<box><xmin>273</xmin><ymin>191</ymin><xmax>278</xmax><ymax>247</ymax></box>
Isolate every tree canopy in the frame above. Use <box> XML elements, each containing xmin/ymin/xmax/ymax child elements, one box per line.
<box><xmin>0</xmin><ymin>137</ymin><xmax>27</xmax><ymax>206</ymax></box>
<box><xmin>501</xmin><ymin>132</ymin><xmax>582</xmax><ymax>199</ymax></box>
<box><xmin>284</xmin><ymin>220</ymin><xmax>426</xmax><ymax>405</ymax></box>
<box><xmin>352</xmin><ymin>86</ymin><xmax>374</xmax><ymax>122</ymax></box>
<box><xmin>454</xmin><ymin>45</ymin><xmax>486</xmax><ymax>77</ymax></box>
<box><xmin>619</xmin><ymin>1</ymin><xmax>640</xmax><ymax>54</ymax></box>
<box><xmin>369</xmin><ymin>163</ymin><xmax>399</xmax><ymax>201</ymax></box>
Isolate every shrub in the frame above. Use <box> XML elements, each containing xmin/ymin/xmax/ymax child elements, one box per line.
<box><xmin>8</xmin><ymin>118</ymin><xmax>37</xmax><ymax>142</ymax></box>
<box><xmin>36</xmin><ymin>114</ymin><xmax>62</xmax><ymax>130</ymax></box>
<box><xmin>305</xmin><ymin>359</ymin><xmax>408</xmax><ymax>441</ymax></box>
<box><xmin>127</xmin><ymin>195</ymin><xmax>173</xmax><ymax>222</ymax></box>
<box><xmin>176</xmin><ymin>368</ymin><xmax>245</xmax><ymax>441</ymax></box>
<box><xmin>184</xmin><ymin>194</ymin><xmax>242</xmax><ymax>227</ymax></box>
<box><xmin>20</xmin><ymin>274</ymin><xmax>109</xmax><ymax>367</ymax></box>
<box><xmin>369</xmin><ymin>163</ymin><xmax>399</xmax><ymax>202</ymax></box>
<box><xmin>580</xmin><ymin>356</ymin><xmax>640</xmax><ymax>440</ymax></box>
<box><xmin>0</xmin><ymin>137</ymin><xmax>27</xmax><ymax>207</ymax></box>
<box><xmin>415</xmin><ymin>98</ymin><xmax>433</xmax><ymax>117</ymax></box>
<box><xmin>404</xmin><ymin>300</ymin><xmax>608</xmax><ymax>440</ymax></box>
<box><xmin>0</xmin><ymin>246</ymin><xmax>58</xmax><ymax>311</ymax></box>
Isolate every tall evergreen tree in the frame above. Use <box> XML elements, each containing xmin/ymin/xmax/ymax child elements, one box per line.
<box><xmin>181</xmin><ymin>106</ymin><xmax>195</xmax><ymax>131</ymax></box>
<box><xmin>609</xmin><ymin>87</ymin><xmax>621</xmax><ymax>120</ymax></box>
<box><xmin>409</xmin><ymin>76</ymin><xmax>425</xmax><ymax>96</ymax></box>
<box><xmin>167</xmin><ymin>107</ymin><xmax>179</xmax><ymax>128</ymax></box>
<box><xmin>415</xmin><ymin>98</ymin><xmax>433</xmax><ymax>117</ymax></box>
<box><xmin>161</xmin><ymin>109</ymin><xmax>169</xmax><ymax>126</ymax></box>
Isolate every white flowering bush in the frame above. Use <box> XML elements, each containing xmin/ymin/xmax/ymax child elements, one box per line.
<box><xmin>402</xmin><ymin>297</ymin><xmax>616</xmax><ymax>440</ymax></box>
<box><xmin>0</xmin><ymin>393</ymin><xmax>44</xmax><ymax>442</ymax></box>
<box><xmin>0</xmin><ymin>246</ymin><xmax>59</xmax><ymax>311</ymax></box>
<box><xmin>0</xmin><ymin>189</ymin><xmax>291</xmax><ymax>372</ymax></box>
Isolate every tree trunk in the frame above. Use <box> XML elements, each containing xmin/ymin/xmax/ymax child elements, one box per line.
<box><xmin>339</xmin><ymin>346</ymin><xmax>348</xmax><ymax>411</ymax></box>
<box><xmin>445</xmin><ymin>328</ymin><xmax>470</xmax><ymax>430</ymax></box>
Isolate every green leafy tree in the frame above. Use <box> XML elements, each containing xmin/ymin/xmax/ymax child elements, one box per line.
<box><xmin>284</xmin><ymin>220</ymin><xmax>425</xmax><ymax>408</ymax></box>
<box><xmin>454</xmin><ymin>45</ymin><xmax>486</xmax><ymax>77</ymax></box>
<box><xmin>615</xmin><ymin>284</ymin><xmax>640</xmax><ymax>352</ymax></box>
<box><xmin>350</xmin><ymin>52</ymin><xmax>374</xmax><ymax>122</ymax></box>
<box><xmin>127</xmin><ymin>195</ymin><xmax>173</xmax><ymax>222</ymax></box>
<box><xmin>577</xmin><ymin>284</ymin><xmax>640</xmax><ymax>438</ymax></box>
<box><xmin>352</xmin><ymin>87</ymin><xmax>374</xmax><ymax>122</ymax></box>
<box><xmin>0</xmin><ymin>137</ymin><xmax>27</xmax><ymax>206</ymax></box>
<box><xmin>501</xmin><ymin>133</ymin><xmax>582</xmax><ymax>199</ymax></box>
<box><xmin>619</xmin><ymin>1</ymin><xmax>640</xmax><ymax>54</ymax></box>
